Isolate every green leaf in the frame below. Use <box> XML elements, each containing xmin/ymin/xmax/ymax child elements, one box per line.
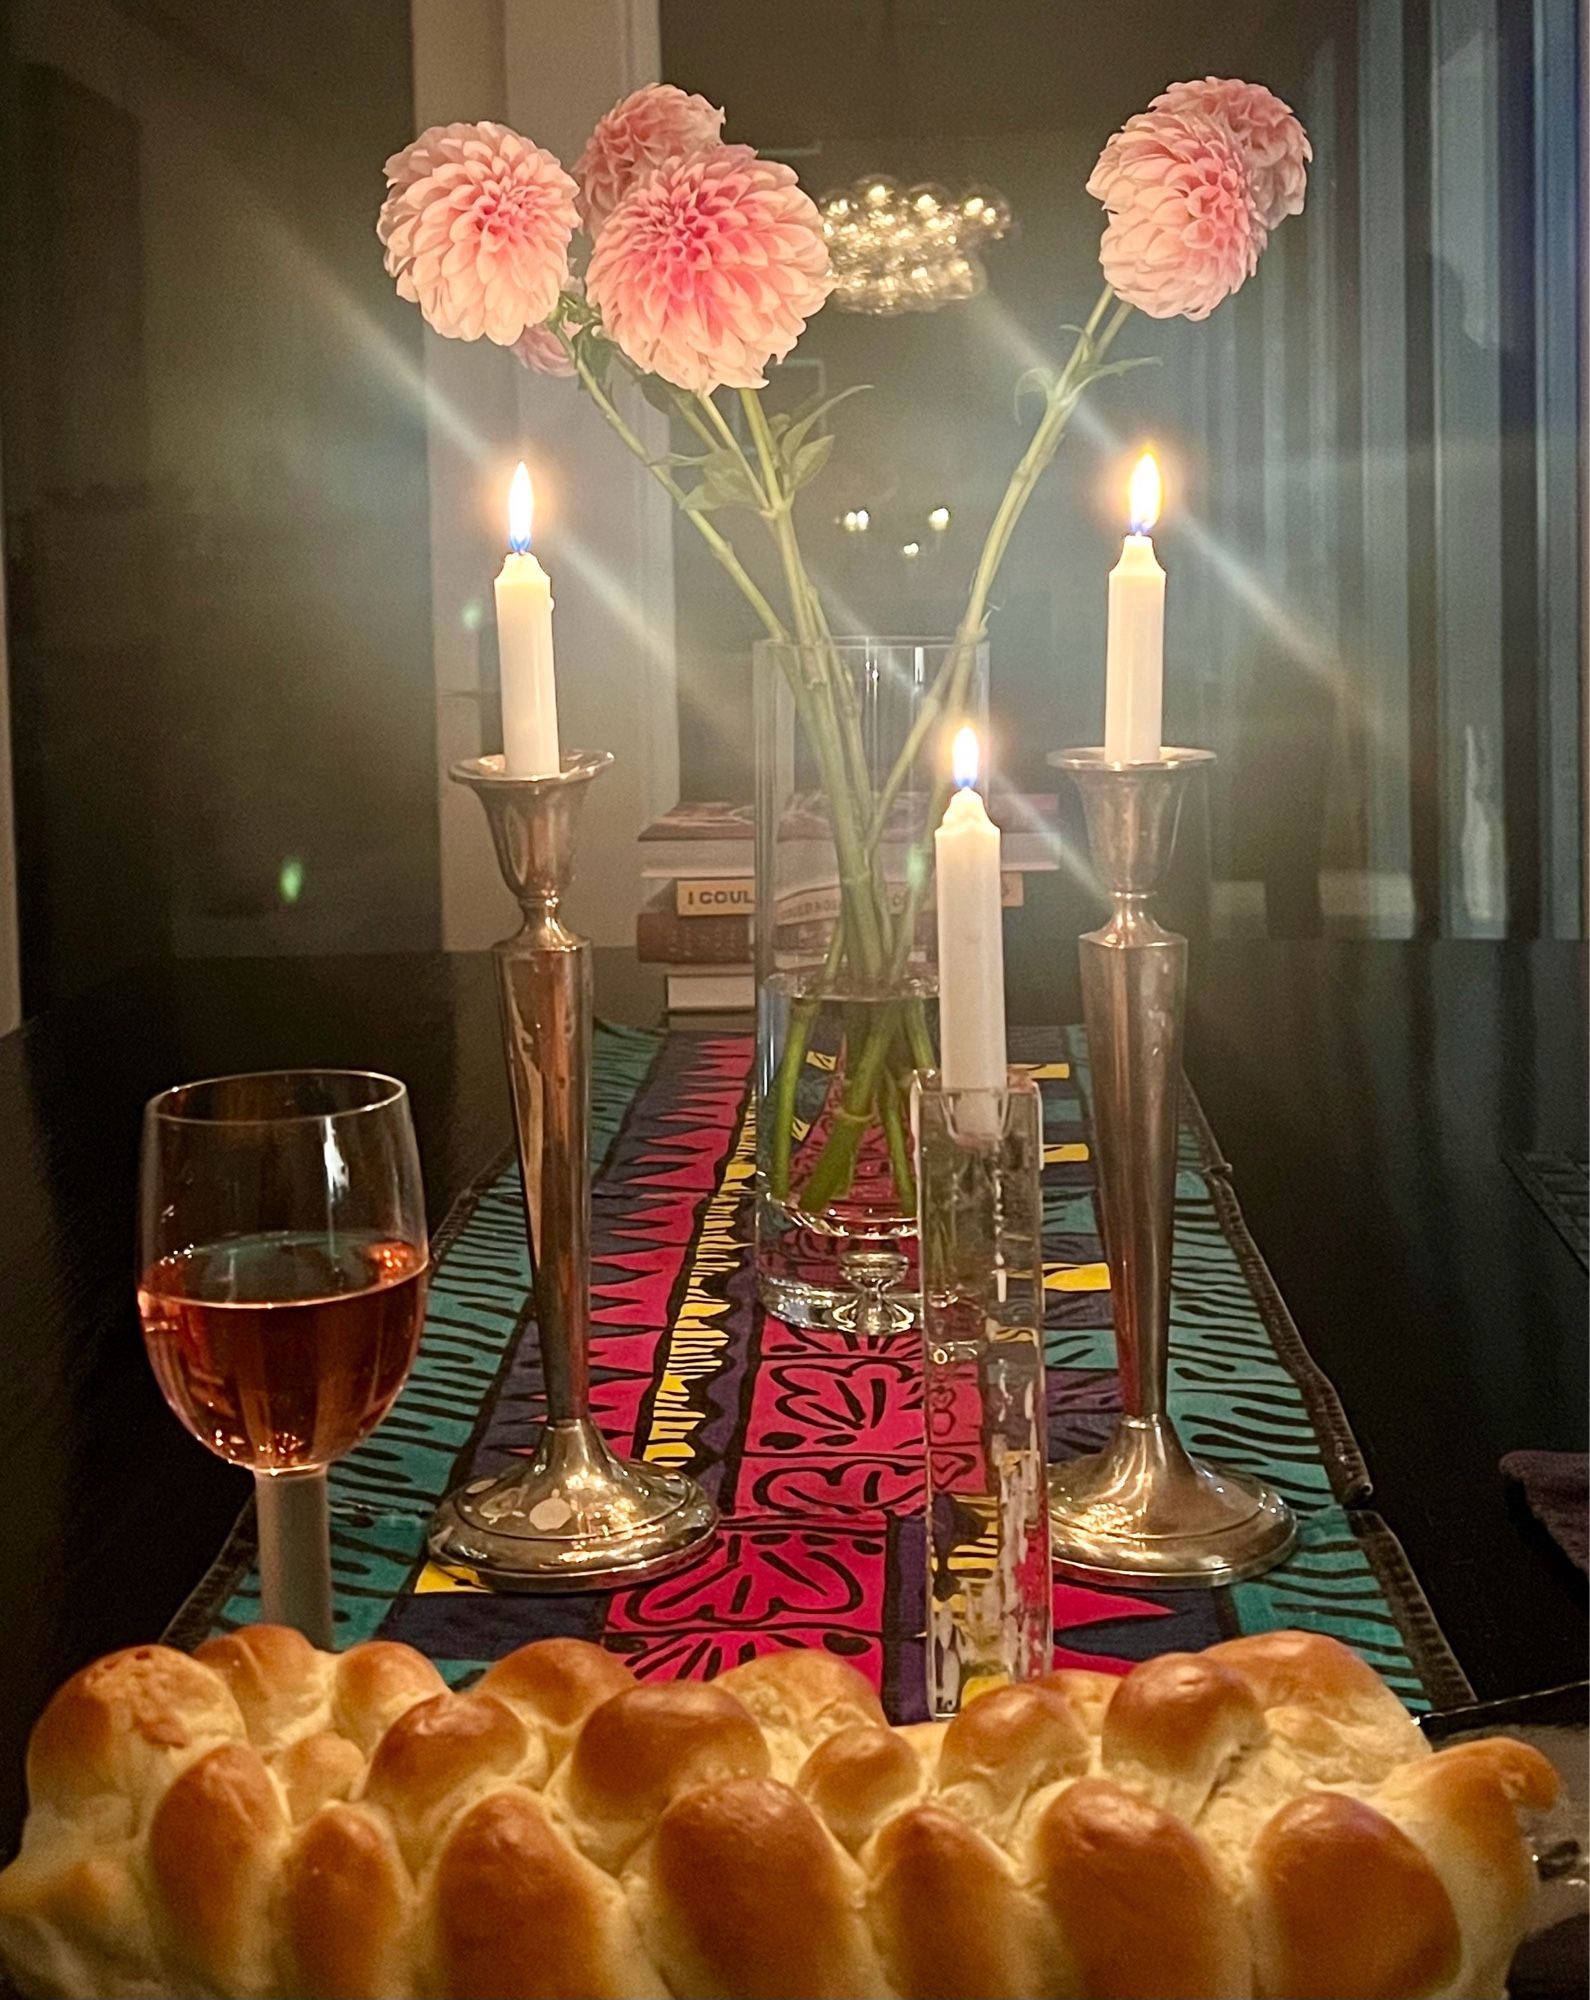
<box><xmin>680</xmin><ymin>483</ymin><xmax>723</xmax><ymax>514</ymax></box>
<box><xmin>701</xmin><ymin>448</ymin><xmax>761</xmax><ymax>509</ymax></box>
<box><xmin>781</xmin><ymin>383</ymin><xmax>870</xmax><ymax>463</ymax></box>
<box><xmin>637</xmin><ymin>372</ymin><xmax>679</xmax><ymax>417</ymax></box>
<box><xmin>1014</xmin><ymin>366</ymin><xmax>1054</xmax><ymax>417</ymax></box>
<box><xmin>1084</xmin><ymin>354</ymin><xmax>1162</xmax><ymax>387</ymax></box>
<box><xmin>789</xmin><ymin>431</ymin><xmax>836</xmax><ymax>490</ymax></box>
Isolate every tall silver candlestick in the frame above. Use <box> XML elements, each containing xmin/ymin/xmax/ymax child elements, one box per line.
<box><xmin>1046</xmin><ymin>748</ymin><xmax>1295</xmax><ymax>1586</ymax></box>
<box><xmin>428</xmin><ymin>752</ymin><xmax>717</xmax><ymax>1589</ymax></box>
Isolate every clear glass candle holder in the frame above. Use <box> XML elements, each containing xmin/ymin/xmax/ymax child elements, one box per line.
<box><xmin>912</xmin><ymin>1070</ymin><xmax>1052</xmax><ymax>1718</ymax></box>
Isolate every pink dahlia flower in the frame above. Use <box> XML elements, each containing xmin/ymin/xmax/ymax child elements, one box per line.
<box><xmin>1087</xmin><ymin>110</ymin><xmax>1262</xmax><ymax>321</ymax></box>
<box><xmin>1152</xmin><ymin>77</ymin><xmax>1311</xmax><ymax>228</ymax></box>
<box><xmin>378</xmin><ymin>122</ymin><xmax>578</xmax><ymax>345</ymax></box>
<box><xmin>575</xmin><ymin>83</ymin><xmax>724</xmax><ymax>236</ymax></box>
<box><xmin>511</xmin><ymin>322</ymin><xmax>576</xmax><ymax>377</ymax></box>
<box><xmin>586</xmin><ymin>144</ymin><xmax>833</xmax><ymax>392</ymax></box>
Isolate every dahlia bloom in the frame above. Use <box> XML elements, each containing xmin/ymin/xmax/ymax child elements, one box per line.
<box><xmin>378</xmin><ymin>122</ymin><xmax>578</xmax><ymax>345</ymax></box>
<box><xmin>586</xmin><ymin>145</ymin><xmax>833</xmax><ymax>392</ymax></box>
<box><xmin>575</xmin><ymin>83</ymin><xmax>724</xmax><ymax>236</ymax></box>
<box><xmin>512</xmin><ymin>322</ymin><xmax>576</xmax><ymax>377</ymax></box>
<box><xmin>1087</xmin><ymin>110</ymin><xmax>1262</xmax><ymax>321</ymax></box>
<box><xmin>1152</xmin><ymin>77</ymin><xmax>1311</xmax><ymax>229</ymax></box>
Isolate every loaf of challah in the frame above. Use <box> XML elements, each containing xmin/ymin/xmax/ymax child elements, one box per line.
<box><xmin>0</xmin><ymin>1625</ymin><xmax>1555</xmax><ymax>1999</ymax></box>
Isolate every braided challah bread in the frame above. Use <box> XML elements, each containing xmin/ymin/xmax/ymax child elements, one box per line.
<box><xmin>0</xmin><ymin>1626</ymin><xmax>1555</xmax><ymax>1999</ymax></box>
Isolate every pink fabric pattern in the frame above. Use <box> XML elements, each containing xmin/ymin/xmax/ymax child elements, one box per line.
<box><xmin>575</xmin><ymin>82</ymin><xmax>724</xmax><ymax>237</ymax></box>
<box><xmin>1087</xmin><ymin>109</ymin><xmax>1263</xmax><ymax>322</ymax></box>
<box><xmin>378</xmin><ymin>121</ymin><xmax>578</xmax><ymax>345</ymax></box>
<box><xmin>1152</xmin><ymin>77</ymin><xmax>1311</xmax><ymax>230</ymax></box>
<box><xmin>585</xmin><ymin>145</ymin><xmax>833</xmax><ymax>392</ymax></box>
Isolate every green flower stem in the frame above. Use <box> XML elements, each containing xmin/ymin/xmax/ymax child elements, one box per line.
<box><xmin>903</xmin><ymin>992</ymin><xmax>936</xmax><ymax>1074</ymax></box>
<box><xmin>668</xmin><ymin>390</ymin><xmax>722</xmax><ymax>455</ymax></box>
<box><xmin>797</xmin><ymin>288</ymin><xmax>1136</xmax><ymax>1210</ymax></box>
<box><xmin>865</xmin><ymin>285</ymin><xmax>1124</xmax><ymax>846</ymax></box>
<box><xmin>879</xmin><ymin>1054</ymin><xmax>915</xmax><ymax>1214</ymax></box>
<box><xmin>739</xmin><ymin>390</ymin><xmax>889</xmax><ymax>985</ymax></box>
<box><xmin>571</xmin><ymin>351</ymin><xmax>789</xmax><ymax>646</ymax></box>
<box><xmin>799</xmin><ymin>1006</ymin><xmax>895</xmax><ymax>1210</ymax></box>
<box><xmin>767</xmin><ymin>917</ymin><xmax>846</xmax><ymax>1204</ymax></box>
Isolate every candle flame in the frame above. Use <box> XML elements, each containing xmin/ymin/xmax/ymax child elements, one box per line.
<box><xmin>951</xmin><ymin>726</ymin><xmax>980</xmax><ymax>790</ymax></box>
<box><xmin>1128</xmin><ymin>450</ymin><xmax>1161</xmax><ymax>535</ymax></box>
<box><xmin>508</xmin><ymin>461</ymin><xmax>534</xmax><ymax>554</ymax></box>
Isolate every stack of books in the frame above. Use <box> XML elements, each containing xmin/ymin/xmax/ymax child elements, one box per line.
<box><xmin>637</xmin><ymin>803</ymin><xmax>756</xmax><ymax>1011</ymax></box>
<box><xmin>636</xmin><ymin>795</ymin><xmax>1061</xmax><ymax>1012</ymax></box>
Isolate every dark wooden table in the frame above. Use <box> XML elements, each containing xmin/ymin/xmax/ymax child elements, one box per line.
<box><xmin>0</xmin><ymin>942</ymin><xmax>1582</xmax><ymax>1849</ymax></box>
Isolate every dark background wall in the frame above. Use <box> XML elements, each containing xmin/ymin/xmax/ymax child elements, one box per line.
<box><xmin>0</xmin><ymin>0</ymin><xmax>1580</xmax><ymax>1005</ymax></box>
<box><xmin>661</xmin><ymin>0</ymin><xmax>1585</xmax><ymax>942</ymax></box>
<box><xmin>0</xmin><ymin>0</ymin><xmax>439</xmax><ymax>1011</ymax></box>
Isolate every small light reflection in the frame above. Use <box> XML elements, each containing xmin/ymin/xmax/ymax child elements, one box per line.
<box><xmin>278</xmin><ymin>857</ymin><xmax>305</xmax><ymax>905</ymax></box>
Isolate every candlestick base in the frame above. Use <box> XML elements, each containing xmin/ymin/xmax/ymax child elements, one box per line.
<box><xmin>1045</xmin><ymin>748</ymin><xmax>1296</xmax><ymax>1591</ymax></box>
<box><xmin>1047</xmin><ymin>1415</ymin><xmax>1295</xmax><ymax>1587</ymax></box>
<box><xmin>427</xmin><ymin>753</ymin><xmax>717</xmax><ymax>1591</ymax></box>
<box><xmin>428</xmin><ymin>1420</ymin><xmax>718</xmax><ymax>1591</ymax></box>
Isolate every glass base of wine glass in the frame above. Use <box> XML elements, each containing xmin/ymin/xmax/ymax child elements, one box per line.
<box><xmin>426</xmin><ymin>1417</ymin><xmax>718</xmax><ymax>1591</ymax></box>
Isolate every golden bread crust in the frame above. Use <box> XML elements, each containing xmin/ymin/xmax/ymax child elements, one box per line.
<box><xmin>27</xmin><ymin>1644</ymin><xmax>244</xmax><ymax>1822</ymax></box>
<box><xmin>644</xmin><ymin>1776</ymin><xmax>879</xmax><ymax>1998</ymax></box>
<box><xmin>280</xmin><ymin>1803</ymin><xmax>411</xmax><ymax>2000</ymax></box>
<box><xmin>434</xmin><ymin>1787</ymin><xmax>661</xmax><ymax>2000</ymax></box>
<box><xmin>0</xmin><ymin>1629</ymin><xmax>1554</xmax><ymax>2000</ymax></box>
<box><xmin>867</xmin><ymin>1803</ymin><xmax>1048</xmax><ymax>1999</ymax></box>
<box><xmin>1037</xmin><ymin>1776</ymin><xmax>1249</xmax><ymax>2000</ymax></box>
<box><xmin>147</xmin><ymin>1740</ymin><xmax>285</xmax><ymax>1992</ymax></box>
<box><xmin>1251</xmin><ymin>1791</ymin><xmax>1463</xmax><ymax>2000</ymax></box>
<box><xmin>479</xmin><ymin>1636</ymin><xmax>638</xmax><ymax>1751</ymax></box>
<box><xmin>796</xmin><ymin>1723</ymin><xmax>924</xmax><ymax>1849</ymax></box>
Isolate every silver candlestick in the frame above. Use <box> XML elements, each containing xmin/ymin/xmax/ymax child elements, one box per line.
<box><xmin>428</xmin><ymin>752</ymin><xmax>717</xmax><ymax>1589</ymax></box>
<box><xmin>1046</xmin><ymin>748</ymin><xmax>1295</xmax><ymax>1586</ymax></box>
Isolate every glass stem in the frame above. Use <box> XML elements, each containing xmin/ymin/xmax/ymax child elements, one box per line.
<box><xmin>255</xmin><ymin>1467</ymin><xmax>334</xmax><ymax>1648</ymax></box>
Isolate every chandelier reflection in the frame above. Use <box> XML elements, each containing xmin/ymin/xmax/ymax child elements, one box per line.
<box><xmin>820</xmin><ymin>178</ymin><xmax>1012</xmax><ymax>315</ymax></box>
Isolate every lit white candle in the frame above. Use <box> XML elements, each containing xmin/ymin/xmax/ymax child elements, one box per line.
<box><xmin>1103</xmin><ymin>450</ymin><xmax>1166</xmax><ymax>764</ymax></box>
<box><xmin>935</xmin><ymin>727</ymin><xmax>1007</xmax><ymax>1096</ymax></box>
<box><xmin>494</xmin><ymin>462</ymin><xmax>560</xmax><ymax>776</ymax></box>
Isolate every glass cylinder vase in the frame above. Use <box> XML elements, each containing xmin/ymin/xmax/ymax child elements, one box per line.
<box><xmin>753</xmin><ymin>636</ymin><xmax>988</xmax><ymax>1332</ymax></box>
<box><xmin>913</xmin><ymin>1070</ymin><xmax>1051</xmax><ymax>1717</ymax></box>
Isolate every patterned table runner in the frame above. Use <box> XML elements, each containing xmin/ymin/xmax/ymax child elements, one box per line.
<box><xmin>170</xmin><ymin>1025</ymin><xmax>1471</xmax><ymax>1716</ymax></box>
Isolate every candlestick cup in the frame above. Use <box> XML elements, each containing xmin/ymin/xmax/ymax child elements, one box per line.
<box><xmin>428</xmin><ymin>753</ymin><xmax>717</xmax><ymax>1588</ymax></box>
<box><xmin>1046</xmin><ymin>749</ymin><xmax>1295</xmax><ymax>1586</ymax></box>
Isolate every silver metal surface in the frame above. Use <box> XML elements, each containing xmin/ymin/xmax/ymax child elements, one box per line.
<box><xmin>428</xmin><ymin>753</ymin><xmax>717</xmax><ymax>1590</ymax></box>
<box><xmin>1044</xmin><ymin>748</ymin><xmax>1296</xmax><ymax>1587</ymax></box>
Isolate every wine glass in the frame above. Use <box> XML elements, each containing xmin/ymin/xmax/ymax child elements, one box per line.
<box><xmin>137</xmin><ymin>1070</ymin><xmax>429</xmax><ymax>1646</ymax></box>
